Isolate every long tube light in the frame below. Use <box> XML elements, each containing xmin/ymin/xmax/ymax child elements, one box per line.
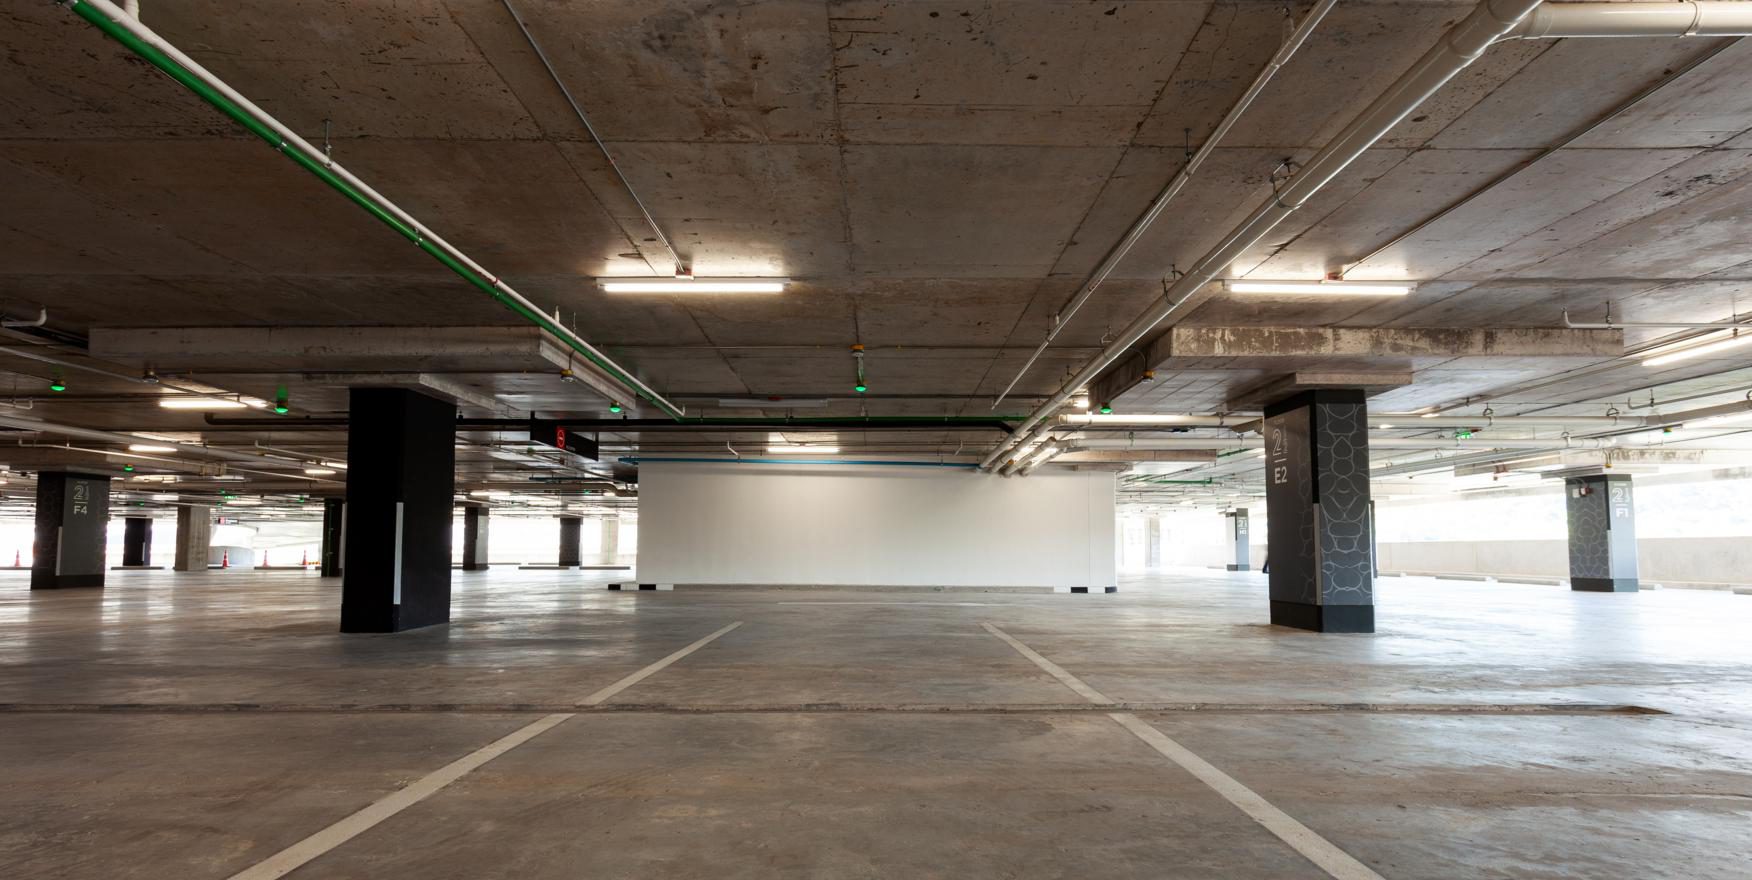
<box><xmin>1641</xmin><ymin>330</ymin><xmax>1752</xmax><ymax>366</ymax></box>
<box><xmin>159</xmin><ymin>398</ymin><xmax>250</xmax><ymax>410</ymax></box>
<box><xmin>1226</xmin><ymin>280</ymin><xmax>1415</xmax><ymax>296</ymax></box>
<box><xmin>599</xmin><ymin>277</ymin><xmax>787</xmax><ymax>294</ymax></box>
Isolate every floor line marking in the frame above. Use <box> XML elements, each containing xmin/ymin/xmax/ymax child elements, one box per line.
<box><xmin>981</xmin><ymin>622</ymin><xmax>1115</xmax><ymax>704</ymax></box>
<box><xmin>982</xmin><ymin>622</ymin><xmax>1385</xmax><ymax>880</ymax></box>
<box><xmin>226</xmin><ymin>621</ymin><xmax>743</xmax><ymax>880</ymax></box>
<box><xmin>1109</xmin><ymin>713</ymin><xmax>1386</xmax><ymax>880</ymax></box>
<box><xmin>580</xmin><ymin>621</ymin><xmax>742</xmax><ymax>704</ymax></box>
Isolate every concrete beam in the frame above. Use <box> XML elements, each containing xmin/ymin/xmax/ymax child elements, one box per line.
<box><xmin>1226</xmin><ymin>370</ymin><xmax>1416</xmax><ymax>409</ymax></box>
<box><xmin>1161</xmin><ymin>326</ymin><xmax>1625</xmax><ymax>359</ymax></box>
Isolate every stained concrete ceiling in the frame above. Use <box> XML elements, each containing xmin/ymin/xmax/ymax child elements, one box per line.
<box><xmin>3</xmin><ymin>0</ymin><xmax>1752</xmax><ymax>507</ymax></box>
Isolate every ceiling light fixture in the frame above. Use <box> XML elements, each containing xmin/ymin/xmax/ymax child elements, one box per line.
<box><xmin>159</xmin><ymin>397</ymin><xmax>248</xmax><ymax>410</ymax></box>
<box><xmin>304</xmin><ymin>468</ymin><xmax>337</xmax><ymax>476</ymax></box>
<box><xmin>598</xmin><ymin>277</ymin><xmax>787</xmax><ymax>294</ymax></box>
<box><xmin>1641</xmin><ymin>330</ymin><xmax>1752</xmax><ymax>367</ymax></box>
<box><xmin>608</xmin><ymin>402</ymin><xmax>623</xmax><ymax>414</ymax></box>
<box><xmin>128</xmin><ymin>444</ymin><xmax>177</xmax><ymax>453</ymax></box>
<box><xmin>1226</xmin><ymin>279</ymin><xmax>1415</xmax><ymax>296</ymax></box>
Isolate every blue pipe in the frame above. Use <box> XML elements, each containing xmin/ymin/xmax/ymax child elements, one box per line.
<box><xmin>618</xmin><ymin>456</ymin><xmax>979</xmax><ymax>469</ymax></box>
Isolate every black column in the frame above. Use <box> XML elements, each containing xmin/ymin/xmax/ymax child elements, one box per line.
<box><xmin>340</xmin><ymin>388</ymin><xmax>456</xmax><ymax>633</ymax></box>
<box><xmin>122</xmin><ymin>516</ymin><xmax>153</xmax><ymax>567</ymax></box>
<box><xmin>462</xmin><ymin>505</ymin><xmax>490</xmax><ymax>571</ymax></box>
<box><xmin>1262</xmin><ymin>390</ymin><xmax>1375</xmax><ymax>633</ymax></box>
<box><xmin>1225</xmin><ymin>508</ymin><xmax>1251</xmax><ymax>571</ymax></box>
<box><xmin>1565</xmin><ymin>473</ymin><xmax>1639</xmax><ymax>592</ymax></box>
<box><xmin>32</xmin><ymin>472</ymin><xmax>112</xmax><ymax>589</ymax></box>
<box><xmin>557</xmin><ymin>515</ymin><xmax>583</xmax><ymax>567</ymax></box>
<box><xmin>320</xmin><ymin>498</ymin><xmax>345</xmax><ymax>578</ymax></box>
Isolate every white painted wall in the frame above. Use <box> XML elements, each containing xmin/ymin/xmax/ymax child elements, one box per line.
<box><xmin>637</xmin><ymin>462</ymin><xmax>1116</xmax><ymax>587</ymax></box>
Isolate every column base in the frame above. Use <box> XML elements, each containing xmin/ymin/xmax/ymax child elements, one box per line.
<box><xmin>1571</xmin><ymin>577</ymin><xmax>1638</xmax><ymax>593</ymax></box>
<box><xmin>1270</xmin><ymin>601</ymin><xmax>1374</xmax><ymax>633</ymax></box>
<box><xmin>1226</xmin><ymin>564</ymin><xmax>1250</xmax><ymax>571</ymax></box>
<box><xmin>460</xmin><ymin>563</ymin><xmax>490</xmax><ymax>572</ymax></box>
<box><xmin>30</xmin><ymin>574</ymin><xmax>104</xmax><ymax>590</ymax></box>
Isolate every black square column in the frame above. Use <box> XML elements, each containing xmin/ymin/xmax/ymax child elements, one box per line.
<box><xmin>32</xmin><ymin>472</ymin><xmax>111</xmax><ymax>589</ymax></box>
<box><xmin>1225</xmin><ymin>508</ymin><xmax>1251</xmax><ymax>571</ymax></box>
<box><xmin>340</xmin><ymin>388</ymin><xmax>456</xmax><ymax>633</ymax></box>
<box><xmin>1565</xmin><ymin>473</ymin><xmax>1639</xmax><ymax>592</ymax></box>
<box><xmin>122</xmin><ymin>516</ymin><xmax>153</xmax><ymax>567</ymax></box>
<box><xmin>461</xmin><ymin>505</ymin><xmax>490</xmax><ymax>571</ymax></box>
<box><xmin>557</xmin><ymin>515</ymin><xmax>583</xmax><ymax>568</ymax></box>
<box><xmin>1262</xmin><ymin>390</ymin><xmax>1375</xmax><ymax>633</ymax></box>
<box><xmin>319</xmin><ymin>497</ymin><xmax>345</xmax><ymax>578</ymax></box>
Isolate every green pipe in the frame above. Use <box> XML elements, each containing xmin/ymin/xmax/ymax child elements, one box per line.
<box><xmin>66</xmin><ymin>0</ymin><xmax>685</xmax><ymax>420</ymax></box>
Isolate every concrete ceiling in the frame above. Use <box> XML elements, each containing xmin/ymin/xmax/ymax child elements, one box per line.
<box><xmin>3</xmin><ymin>0</ymin><xmax>1752</xmax><ymax>506</ymax></box>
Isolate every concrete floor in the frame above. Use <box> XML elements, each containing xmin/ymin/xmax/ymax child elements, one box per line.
<box><xmin>2</xmin><ymin>568</ymin><xmax>1750</xmax><ymax>879</ymax></box>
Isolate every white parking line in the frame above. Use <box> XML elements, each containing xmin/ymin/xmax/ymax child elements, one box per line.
<box><xmin>982</xmin><ymin>622</ymin><xmax>1386</xmax><ymax>880</ymax></box>
<box><xmin>227</xmin><ymin>621</ymin><xmax>743</xmax><ymax>880</ymax></box>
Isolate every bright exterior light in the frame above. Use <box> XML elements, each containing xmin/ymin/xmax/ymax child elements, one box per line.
<box><xmin>1226</xmin><ymin>280</ymin><xmax>1415</xmax><ymax>296</ymax></box>
<box><xmin>304</xmin><ymin>468</ymin><xmax>336</xmax><ymax>476</ymax></box>
<box><xmin>128</xmin><ymin>444</ymin><xmax>176</xmax><ymax>453</ymax></box>
<box><xmin>159</xmin><ymin>397</ymin><xmax>248</xmax><ymax>410</ymax></box>
<box><xmin>598</xmin><ymin>277</ymin><xmax>787</xmax><ymax>294</ymax></box>
<box><xmin>1641</xmin><ymin>330</ymin><xmax>1752</xmax><ymax>367</ymax></box>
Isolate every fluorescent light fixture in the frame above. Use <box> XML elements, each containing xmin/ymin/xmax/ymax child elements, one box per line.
<box><xmin>1685</xmin><ymin>410</ymin><xmax>1752</xmax><ymax>429</ymax></box>
<box><xmin>224</xmin><ymin>498</ymin><xmax>262</xmax><ymax>506</ymax></box>
<box><xmin>604</xmin><ymin>490</ymin><xmax>618</xmax><ymax>498</ymax></box>
<box><xmin>159</xmin><ymin>397</ymin><xmax>247</xmax><ymax>410</ymax></box>
<box><xmin>128</xmin><ymin>444</ymin><xmax>177</xmax><ymax>453</ymax></box>
<box><xmin>599</xmin><ymin>277</ymin><xmax>787</xmax><ymax>294</ymax></box>
<box><xmin>470</xmin><ymin>489</ymin><xmax>509</xmax><ymax>498</ymax></box>
<box><xmin>1226</xmin><ymin>279</ymin><xmax>1415</xmax><ymax>296</ymax></box>
<box><xmin>1376</xmin><ymin>423</ymin><xmax>1395</xmax><ymax>429</ymax></box>
<box><xmin>1641</xmin><ymin>330</ymin><xmax>1752</xmax><ymax>367</ymax></box>
<box><xmin>767</xmin><ymin>444</ymin><xmax>840</xmax><ymax>454</ymax></box>
<box><xmin>320</xmin><ymin>461</ymin><xmax>348</xmax><ymax>470</ymax></box>
<box><xmin>1420</xmin><ymin>412</ymin><xmax>1439</xmax><ymax>419</ymax></box>
<box><xmin>303</xmin><ymin>468</ymin><xmax>337</xmax><ymax>476</ymax></box>
<box><xmin>151</xmin><ymin>493</ymin><xmax>178</xmax><ymax>501</ymax></box>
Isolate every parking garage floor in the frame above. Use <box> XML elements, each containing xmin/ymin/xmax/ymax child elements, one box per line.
<box><xmin>2</xmin><ymin>568</ymin><xmax>1749</xmax><ymax>879</ymax></box>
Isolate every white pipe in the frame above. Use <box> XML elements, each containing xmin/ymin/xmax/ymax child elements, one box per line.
<box><xmin>1374</xmin><ymin>414</ymin><xmax>1649</xmax><ymax>427</ymax></box>
<box><xmin>1068</xmin><ymin>436</ymin><xmax>1615</xmax><ymax>451</ymax></box>
<box><xmin>0</xmin><ymin>412</ymin><xmax>323</xmax><ymax>470</ymax></box>
<box><xmin>990</xmin><ymin>0</ymin><xmax>1341</xmax><ymax>408</ymax></box>
<box><xmin>1505</xmin><ymin>2</ymin><xmax>1752</xmax><ymax>38</ymax></box>
<box><xmin>980</xmin><ymin>0</ymin><xmax>1546</xmax><ymax>471</ymax></box>
<box><xmin>1</xmin><ymin>308</ymin><xmax>48</xmax><ymax>328</ymax></box>
<box><xmin>71</xmin><ymin>0</ymin><xmax>680</xmax><ymax>418</ymax></box>
<box><xmin>1058</xmin><ymin>413</ymin><xmax>1250</xmax><ymax>427</ymax></box>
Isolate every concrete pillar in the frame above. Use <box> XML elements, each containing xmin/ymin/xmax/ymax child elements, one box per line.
<box><xmin>1225</xmin><ymin>508</ymin><xmax>1251</xmax><ymax>571</ymax></box>
<box><xmin>340</xmin><ymin>388</ymin><xmax>456</xmax><ymax>633</ymax></box>
<box><xmin>319</xmin><ymin>498</ymin><xmax>345</xmax><ymax>577</ymax></box>
<box><xmin>173</xmin><ymin>505</ymin><xmax>212</xmax><ymax>572</ymax></box>
<box><xmin>598</xmin><ymin>516</ymin><xmax>620</xmax><ymax>565</ymax></box>
<box><xmin>461</xmin><ymin>505</ymin><xmax>490</xmax><ymax>571</ymax></box>
<box><xmin>1565</xmin><ymin>473</ymin><xmax>1639</xmax><ymax>592</ymax></box>
<box><xmin>1262</xmin><ymin>390</ymin><xmax>1374</xmax><ymax>633</ymax></box>
<box><xmin>31</xmin><ymin>472</ymin><xmax>111</xmax><ymax>589</ymax></box>
<box><xmin>1144</xmin><ymin>515</ymin><xmax>1162</xmax><ymax>568</ymax></box>
<box><xmin>557</xmin><ymin>515</ymin><xmax>583</xmax><ymax>568</ymax></box>
<box><xmin>122</xmin><ymin>516</ymin><xmax>153</xmax><ymax>567</ymax></box>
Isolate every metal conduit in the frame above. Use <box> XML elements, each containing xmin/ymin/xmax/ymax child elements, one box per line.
<box><xmin>990</xmin><ymin>0</ymin><xmax>1341</xmax><ymax>408</ymax></box>
<box><xmin>1505</xmin><ymin>1</ymin><xmax>1752</xmax><ymax>37</ymax></box>
<box><xmin>62</xmin><ymin>0</ymin><xmax>685</xmax><ymax>419</ymax></box>
<box><xmin>981</xmin><ymin>0</ymin><xmax>1548</xmax><ymax>472</ymax></box>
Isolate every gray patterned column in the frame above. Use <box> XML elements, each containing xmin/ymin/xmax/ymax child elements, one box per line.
<box><xmin>1225</xmin><ymin>508</ymin><xmax>1251</xmax><ymax>571</ymax></box>
<box><xmin>1262</xmin><ymin>390</ymin><xmax>1374</xmax><ymax>632</ymax></box>
<box><xmin>1565</xmin><ymin>473</ymin><xmax>1638</xmax><ymax>592</ymax></box>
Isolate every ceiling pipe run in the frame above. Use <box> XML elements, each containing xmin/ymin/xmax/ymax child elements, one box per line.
<box><xmin>1503</xmin><ymin>1</ymin><xmax>1752</xmax><ymax>37</ymax></box>
<box><xmin>0</xmin><ymin>412</ymin><xmax>339</xmax><ymax>474</ymax></box>
<box><xmin>61</xmin><ymin>0</ymin><xmax>684</xmax><ymax>420</ymax></box>
<box><xmin>990</xmin><ymin>0</ymin><xmax>1341</xmax><ymax>408</ymax></box>
<box><xmin>979</xmin><ymin>0</ymin><xmax>1548</xmax><ymax>473</ymax></box>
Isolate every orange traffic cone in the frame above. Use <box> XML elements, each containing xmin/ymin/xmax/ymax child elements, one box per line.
<box><xmin>300</xmin><ymin>549</ymin><xmax>309</xmax><ymax>567</ymax></box>
<box><xmin>221</xmin><ymin>550</ymin><xmax>230</xmax><ymax>569</ymax></box>
<box><xmin>263</xmin><ymin>551</ymin><xmax>270</xmax><ymax>567</ymax></box>
<box><xmin>12</xmin><ymin>549</ymin><xmax>18</xmax><ymax>568</ymax></box>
